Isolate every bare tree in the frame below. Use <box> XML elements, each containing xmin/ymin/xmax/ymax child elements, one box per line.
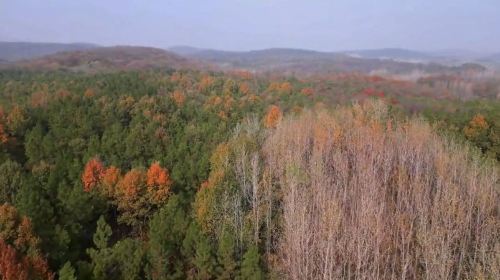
<box><xmin>262</xmin><ymin>100</ymin><xmax>499</xmax><ymax>280</ymax></box>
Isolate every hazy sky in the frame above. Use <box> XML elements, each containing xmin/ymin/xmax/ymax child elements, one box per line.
<box><xmin>1</xmin><ymin>0</ymin><xmax>499</xmax><ymax>52</ymax></box>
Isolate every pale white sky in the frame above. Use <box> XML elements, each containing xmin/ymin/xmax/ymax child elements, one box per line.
<box><xmin>1</xmin><ymin>0</ymin><xmax>499</xmax><ymax>52</ymax></box>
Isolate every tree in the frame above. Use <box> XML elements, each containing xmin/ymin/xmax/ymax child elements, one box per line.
<box><xmin>82</xmin><ymin>160</ymin><xmax>173</xmax><ymax>227</ymax></box>
<box><xmin>194</xmin><ymin>234</ymin><xmax>217</xmax><ymax>280</ymax></box>
<box><xmin>199</xmin><ymin>76</ymin><xmax>215</xmax><ymax>92</ymax></box>
<box><xmin>0</xmin><ymin>205</ymin><xmax>53</xmax><ymax>280</ymax></box>
<box><xmin>462</xmin><ymin>113</ymin><xmax>497</xmax><ymax>158</ymax></box>
<box><xmin>101</xmin><ymin>166</ymin><xmax>121</xmax><ymax>197</ymax></box>
<box><xmin>463</xmin><ymin>113</ymin><xmax>489</xmax><ymax>139</ymax></box>
<box><xmin>239</xmin><ymin>245</ymin><xmax>263</xmax><ymax>280</ymax></box>
<box><xmin>0</xmin><ymin>203</ymin><xmax>40</xmax><ymax>256</ymax></box>
<box><xmin>109</xmin><ymin>239</ymin><xmax>144</xmax><ymax>280</ymax></box>
<box><xmin>87</xmin><ymin>216</ymin><xmax>112</xmax><ymax>280</ymax></box>
<box><xmin>216</xmin><ymin>229</ymin><xmax>237</xmax><ymax>280</ymax></box>
<box><xmin>0</xmin><ymin>160</ymin><xmax>23</xmax><ymax>204</ymax></box>
<box><xmin>84</xmin><ymin>88</ymin><xmax>96</xmax><ymax>98</ymax></box>
<box><xmin>146</xmin><ymin>196</ymin><xmax>189</xmax><ymax>280</ymax></box>
<box><xmin>223</xmin><ymin>79</ymin><xmax>237</xmax><ymax>96</ymax></box>
<box><xmin>146</xmin><ymin>161</ymin><xmax>172</xmax><ymax>204</ymax></box>
<box><xmin>264</xmin><ymin>105</ymin><xmax>282</xmax><ymax>129</ymax></box>
<box><xmin>82</xmin><ymin>158</ymin><xmax>105</xmax><ymax>192</ymax></box>
<box><xmin>182</xmin><ymin>222</ymin><xmax>217</xmax><ymax>280</ymax></box>
<box><xmin>0</xmin><ymin>123</ymin><xmax>7</xmax><ymax>145</ymax></box>
<box><xmin>278</xmin><ymin>82</ymin><xmax>292</xmax><ymax>94</ymax></box>
<box><xmin>88</xmin><ymin>221</ymin><xmax>144</xmax><ymax>280</ymax></box>
<box><xmin>58</xmin><ymin>262</ymin><xmax>76</xmax><ymax>280</ymax></box>
<box><xmin>0</xmin><ymin>239</ymin><xmax>29</xmax><ymax>280</ymax></box>
<box><xmin>93</xmin><ymin>216</ymin><xmax>111</xmax><ymax>251</ymax></box>
<box><xmin>239</xmin><ymin>82</ymin><xmax>251</xmax><ymax>95</ymax></box>
<box><xmin>300</xmin><ymin>87</ymin><xmax>314</xmax><ymax>97</ymax></box>
<box><xmin>6</xmin><ymin>105</ymin><xmax>28</xmax><ymax>135</ymax></box>
<box><xmin>171</xmin><ymin>90</ymin><xmax>186</xmax><ymax>107</ymax></box>
<box><xmin>114</xmin><ymin>168</ymin><xmax>149</xmax><ymax>226</ymax></box>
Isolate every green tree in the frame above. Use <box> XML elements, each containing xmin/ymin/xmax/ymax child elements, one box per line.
<box><xmin>239</xmin><ymin>245</ymin><xmax>264</xmax><ymax>280</ymax></box>
<box><xmin>58</xmin><ymin>262</ymin><xmax>77</xmax><ymax>280</ymax></box>
<box><xmin>93</xmin><ymin>216</ymin><xmax>112</xmax><ymax>250</ymax></box>
<box><xmin>0</xmin><ymin>159</ymin><xmax>23</xmax><ymax>204</ymax></box>
<box><xmin>87</xmin><ymin>216</ymin><xmax>113</xmax><ymax>280</ymax></box>
<box><xmin>146</xmin><ymin>195</ymin><xmax>189</xmax><ymax>280</ymax></box>
<box><xmin>110</xmin><ymin>239</ymin><xmax>144</xmax><ymax>280</ymax></box>
<box><xmin>182</xmin><ymin>222</ymin><xmax>217</xmax><ymax>280</ymax></box>
<box><xmin>194</xmin><ymin>233</ymin><xmax>217</xmax><ymax>280</ymax></box>
<box><xmin>216</xmin><ymin>229</ymin><xmax>237</xmax><ymax>280</ymax></box>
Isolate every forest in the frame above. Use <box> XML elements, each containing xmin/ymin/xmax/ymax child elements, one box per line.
<box><xmin>0</xmin><ymin>66</ymin><xmax>498</xmax><ymax>280</ymax></box>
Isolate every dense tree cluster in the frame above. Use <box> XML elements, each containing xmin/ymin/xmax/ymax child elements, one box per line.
<box><xmin>0</xmin><ymin>68</ymin><xmax>498</xmax><ymax>279</ymax></box>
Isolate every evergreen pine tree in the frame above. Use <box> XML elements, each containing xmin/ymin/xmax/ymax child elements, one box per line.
<box><xmin>147</xmin><ymin>195</ymin><xmax>189</xmax><ymax>280</ymax></box>
<box><xmin>58</xmin><ymin>262</ymin><xmax>77</xmax><ymax>280</ymax></box>
<box><xmin>216</xmin><ymin>229</ymin><xmax>237</xmax><ymax>280</ymax></box>
<box><xmin>93</xmin><ymin>215</ymin><xmax>112</xmax><ymax>250</ymax></box>
<box><xmin>194</xmin><ymin>233</ymin><xmax>217</xmax><ymax>280</ymax></box>
<box><xmin>87</xmin><ymin>216</ymin><xmax>113</xmax><ymax>280</ymax></box>
<box><xmin>239</xmin><ymin>245</ymin><xmax>264</xmax><ymax>280</ymax></box>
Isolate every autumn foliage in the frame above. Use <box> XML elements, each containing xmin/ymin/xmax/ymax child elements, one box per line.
<box><xmin>0</xmin><ymin>124</ymin><xmax>7</xmax><ymax>145</ymax></box>
<box><xmin>101</xmin><ymin>166</ymin><xmax>121</xmax><ymax>196</ymax></box>
<box><xmin>82</xmin><ymin>157</ymin><xmax>105</xmax><ymax>192</ymax></box>
<box><xmin>463</xmin><ymin>113</ymin><xmax>489</xmax><ymax>138</ymax></box>
<box><xmin>0</xmin><ymin>63</ymin><xmax>498</xmax><ymax>279</ymax></box>
<box><xmin>0</xmin><ymin>240</ymin><xmax>29</xmax><ymax>280</ymax></box>
<box><xmin>147</xmin><ymin>161</ymin><xmax>172</xmax><ymax>188</ymax></box>
<box><xmin>199</xmin><ymin>75</ymin><xmax>215</xmax><ymax>92</ymax></box>
<box><xmin>239</xmin><ymin>82</ymin><xmax>251</xmax><ymax>95</ymax></box>
<box><xmin>171</xmin><ymin>90</ymin><xmax>186</xmax><ymax>106</ymax></box>
<box><xmin>300</xmin><ymin>87</ymin><xmax>314</xmax><ymax>96</ymax></box>
<box><xmin>264</xmin><ymin>105</ymin><xmax>282</xmax><ymax>128</ymax></box>
<box><xmin>81</xmin><ymin>159</ymin><xmax>172</xmax><ymax>226</ymax></box>
<box><xmin>0</xmin><ymin>240</ymin><xmax>53</xmax><ymax>280</ymax></box>
<box><xmin>0</xmin><ymin>204</ymin><xmax>53</xmax><ymax>280</ymax></box>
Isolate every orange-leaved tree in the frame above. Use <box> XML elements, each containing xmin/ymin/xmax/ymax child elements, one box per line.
<box><xmin>171</xmin><ymin>90</ymin><xmax>186</xmax><ymax>106</ymax></box>
<box><xmin>463</xmin><ymin>113</ymin><xmax>489</xmax><ymax>139</ymax></box>
<box><xmin>264</xmin><ymin>105</ymin><xmax>282</xmax><ymax>128</ymax></box>
<box><xmin>0</xmin><ymin>204</ymin><xmax>53</xmax><ymax>280</ymax></box>
<box><xmin>82</xmin><ymin>157</ymin><xmax>105</xmax><ymax>192</ymax></box>
<box><xmin>146</xmin><ymin>161</ymin><xmax>172</xmax><ymax>204</ymax></box>
<box><xmin>81</xmin><ymin>158</ymin><xmax>173</xmax><ymax>227</ymax></box>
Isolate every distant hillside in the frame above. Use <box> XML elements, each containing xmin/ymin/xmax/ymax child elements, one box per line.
<box><xmin>170</xmin><ymin>47</ymin><xmax>485</xmax><ymax>76</ymax></box>
<box><xmin>479</xmin><ymin>53</ymin><xmax>500</xmax><ymax>69</ymax></box>
<box><xmin>0</xmin><ymin>41</ymin><xmax>99</xmax><ymax>61</ymax></box>
<box><xmin>169</xmin><ymin>45</ymin><xmax>208</xmax><ymax>56</ymax></box>
<box><xmin>14</xmin><ymin>46</ymin><xmax>202</xmax><ymax>72</ymax></box>
<box><xmin>343</xmin><ymin>48</ymin><xmax>434</xmax><ymax>62</ymax></box>
<box><xmin>487</xmin><ymin>53</ymin><xmax>500</xmax><ymax>61</ymax></box>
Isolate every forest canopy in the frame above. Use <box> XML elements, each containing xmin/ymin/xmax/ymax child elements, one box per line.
<box><xmin>0</xmin><ymin>68</ymin><xmax>498</xmax><ymax>280</ymax></box>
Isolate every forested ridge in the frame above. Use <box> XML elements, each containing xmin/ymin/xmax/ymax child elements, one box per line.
<box><xmin>0</xmin><ymin>68</ymin><xmax>498</xmax><ymax>279</ymax></box>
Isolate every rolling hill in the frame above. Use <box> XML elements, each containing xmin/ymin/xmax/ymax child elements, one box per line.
<box><xmin>13</xmin><ymin>46</ymin><xmax>202</xmax><ymax>72</ymax></box>
<box><xmin>342</xmin><ymin>48</ymin><xmax>434</xmax><ymax>62</ymax></box>
<box><xmin>0</xmin><ymin>41</ymin><xmax>99</xmax><ymax>61</ymax></box>
<box><xmin>478</xmin><ymin>53</ymin><xmax>500</xmax><ymax>68</ymax></box>
<box><xmin>169</xmin><ymin>46</ymin><xmax>486</xmax><ymax>76</ymax></box>
<box><xmin>3</xmin><ymin>42</ymin><xmax>489</xmax><ymax>75</ymax></box>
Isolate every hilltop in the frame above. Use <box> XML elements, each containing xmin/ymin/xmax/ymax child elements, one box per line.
<box><xmin>13</xmin><ymin>46</ymin><xmax>202</xmax><ymax>72</ymax></box>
